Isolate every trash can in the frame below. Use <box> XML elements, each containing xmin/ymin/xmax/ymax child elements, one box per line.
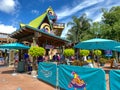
<box><xmin>17</xmin><ymin>61</ymin><xmax>25</xmax><ymax>72</ymax></box>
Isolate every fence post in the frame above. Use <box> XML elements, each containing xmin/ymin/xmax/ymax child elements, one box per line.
<box><xmin>56</xmin><ymin>65</ymin><xmax>59</xmax><ymax>90</ymax></box>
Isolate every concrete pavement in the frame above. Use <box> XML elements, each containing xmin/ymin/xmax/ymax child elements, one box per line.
<box><xmin>0</xmin><ymin>67</ymin><xmax>55</xmax><ymax>90</ymax></box>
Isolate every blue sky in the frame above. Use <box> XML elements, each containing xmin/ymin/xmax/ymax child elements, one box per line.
<box><xmin>0</xmin><ymin>0</ymin><xmax>120</xmax><ymax>37</ymax></box>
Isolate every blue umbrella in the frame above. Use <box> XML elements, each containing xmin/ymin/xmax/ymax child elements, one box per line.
<box><xmin>114</xmin><ymin>46</ymin><xmax>120</xmax><ymax>52</ymax></box>
<box><xmin>0</xmin><ymin>42</ymin><xmax>30</xmax><ymax>49</ymax></box>
<box><xmin>74</xmin><ymin>38</ymin><xmax>119</xmax><ymax>50</ymax></box>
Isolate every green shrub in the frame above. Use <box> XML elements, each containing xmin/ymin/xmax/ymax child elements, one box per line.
<box><xmin>28</xmin><ymin>46</ymin><xmax>45</xmax><ymax>57</ymax></box>
<box><xmin>94</xmin><ymin>50</ymin><xmax>102</xmax><ymax>56</ymax></box>
<box><xmin>63</xmin><ymin>48</ymin><xmax>75</xmax><ymax>57</ymax></box>
<box><xmin>28</xmin><ymin>46</ymin><xmax>45</xmax><ymax>70</ymax></box>
<box><xmin>80</xmin><ymin>49</ymin><xmax>90</xmax><ymax>56</ymax></box>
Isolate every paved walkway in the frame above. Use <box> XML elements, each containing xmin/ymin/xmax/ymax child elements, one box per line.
<box><xmin>102</xmin><ymin>64</ymin><xmax>110</xmax><ymax>90</ymax></box>
<box><xmin>0</xmin><ymin>67</ymin><xmax>55</xmax><ymax>90</ymax></box>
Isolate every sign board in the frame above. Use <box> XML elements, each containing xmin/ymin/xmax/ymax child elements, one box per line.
<box><xmin>105</xmin><ymin>50</ymin><xmax>112</xmax><ymax>57</ymax></box>
<box><xmin>45</xmin><ymin>45</ymin><xmax>54</xmax><ymax>49</ymax></box>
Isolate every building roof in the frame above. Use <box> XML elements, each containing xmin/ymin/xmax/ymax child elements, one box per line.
<box><xmin>10</xmin><ymin>25</ymin><xmax>70</xmax><ymax>46</ymax></box>
<box><xmin>10</xmin><ymin>7</ymin><xmax>69</xmax><ymax>46</ymax></box>
<box><xmin>26</xmin><ymin>25</ymin><xmax>70</xmax><ymax>42</ymax></box>
<box><xmin>29</xmin><ymin>12</ymin><xmax>47</xmax><ymax>28</ymax></box>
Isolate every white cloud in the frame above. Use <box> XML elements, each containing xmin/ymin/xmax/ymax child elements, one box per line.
<box><xmin>59</xmin><ymin>0</ymin><xmax>120</xmax><ymax>37</ymax></box>
<box><xmin>0</xmin><ymin>24</ymin><xmax>16</xmax><ymax>34</ymax></box>
<box><xmin>56</xmin><ymin>0</ymin><xmax>104</xmax><ymax>20</ymax></box>
<box><xmin>61</xmin><ymin>25</ymin><xmax>71</xmax><ymax>38</ymax></box>
<box><xmin>93</xmin><ymin>13</ymin><xmax>103</xmax><ymax>22</ymax></box>
<box><xmin>31</xmin><ymin>10</ymin><xmax>39</xmax><ymax>15</ymax></box>
<box><xmin>84</xmin><ymin>0</ymin><xmax>120</xmax><ymax>22</ymax></box>
<box><xmin>84</xmin><ymin>8</ymin><xmax>102</xmax><ymax>22</ymax></box>
<box><xmin>0</xmin><ymin>0</ymin><xmax>19</xmax><ymax>14</ymax></box>
<box><xmin>59</xmin><ymin>18</ymin><xmax>73</xmax><ymax>37</ymax></box>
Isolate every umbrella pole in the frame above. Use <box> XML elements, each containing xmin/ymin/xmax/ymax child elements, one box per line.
<box><xmin>76</xmin><ymin>49</ymin><xmax>79</xmax><ymax>60</ymax></box>
<box><xmin>19</xmin><ymin>50</ymin><xmax>21</xmax><ymax>61</ymax></box>
<box><xmin>97</xmin><ymin>56</ymin><xmax>100</xmax><ymax>67</ymax></box>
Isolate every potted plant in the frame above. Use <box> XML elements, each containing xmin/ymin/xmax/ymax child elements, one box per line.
<box><xmin>94</xmin><ymin>50</ymin><xmax>102</xmax><ymax>56</ymax></box>
<box><xmin>80</xmin><ymin>50</ymin><xmax>90</xmax><ymax>61</ymax></box>
<box><xmin>94</xmin><ymin>50</ymin><xmax>102</xmax><ymax>67</ymax></box>
<box><xmin>63</xmin><ymin>48</ymin><xmax>75</xmax><ymax>65</ymax></box>
<box><xmin>63</xmin><ymin>48</ymin><xmax>75</xmax><ymax>57</ymax></box>
<box><xmin>28</xmin><ymin>46</ymin><xmax>45</xmax><ymax>76</ymax></box>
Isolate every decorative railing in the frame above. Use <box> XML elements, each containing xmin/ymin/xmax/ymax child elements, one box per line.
<box><xmin>53</xmin><ymin>23</ymin><xmax>65</xmax><ymax>29</ymax></box>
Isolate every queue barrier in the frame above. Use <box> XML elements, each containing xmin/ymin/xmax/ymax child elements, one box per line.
<box><xmin>38</xmin><ymin>62</ymin><xmax>106</xmax><ymax>90</ymax></box>
<box><xmin>58</xmin><ymin>65</ymin><xmax>106</xmax><ymax>90</ymax></box>
<box><xmin>37</xmin><ymin>62</ymin><xmax>57</xmax><ymax>86</ymax></box>
<box><xmin>109</xmin><ymin>70</ymin><xmax>120</xmax><ymax>90</ymax></box>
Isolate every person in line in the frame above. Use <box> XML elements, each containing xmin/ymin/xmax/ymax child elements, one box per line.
<box><xmin>14</xmin><ymin>53</ymin><xmax>19</xmax><ymax>63</ymax></box>
<box><xmin>56</xmin><ymin>53</ymin><xmax>61</xmax><ymax>64</ymax></box>
<box><xmin>113</xmin><ymin>58</ymin><xmax>118</xmax><ymax>69</ymax></box>
<box><xmin>37</xmin><ymin>56</ymin><xmax>44</xmax><ymax>63</ymax></box>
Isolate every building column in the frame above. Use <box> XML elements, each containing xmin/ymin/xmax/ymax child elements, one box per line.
<box><xmin>9</xmin><ymin>50</ymin><xmax>14</xmax><ymax>67</ymax></box>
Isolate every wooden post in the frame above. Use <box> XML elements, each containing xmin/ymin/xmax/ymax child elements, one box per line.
<box><xmin>19</xmin><ymin>50</ymin><xmax>21</xmax><ymax>61</ymax></box>
<box><xmin>33</xmin><ymin>32</ymin><xmax>42</xmax><ymax>46</ymax></box>
<box><xmin>32</xmin><ymin>37</ymin><xmax>36</xmax><ymax>46</ymax></box>
<box><xmin>9</xmin><ymin>50</ymin><xmax>14</xmax><ymax>67</ymax></box>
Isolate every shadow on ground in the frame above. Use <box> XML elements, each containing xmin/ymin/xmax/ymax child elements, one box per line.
<box><xmin>1</xmin><ymin>70</ymin><xmax>14</xmax><ymax>74</ymax></box>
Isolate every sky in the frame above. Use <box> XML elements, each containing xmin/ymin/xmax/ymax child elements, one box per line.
<box><xmin>0</xmin><ymin>0</ymin><xmax>120</xmax><ymax>37</ymax></box>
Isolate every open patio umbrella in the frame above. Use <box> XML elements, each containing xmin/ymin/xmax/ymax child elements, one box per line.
<box><xmin>74</xmin><ymin>38</ymin><xmax>119</xmax><ymax>50</ymax></box>
<box><xmin>114</xmin><ymin>46</ymin><xmax>120</xmax><ymax>52</ymax></box>
<box><xmin>0</xmin><ymin>42</ymin><xmax>30</xmax><ymax>73</ymax></box>
<box><xmin>0</xmin><ymin>42</ymin><xmax>30</xmax><ymax>49</ymax></box>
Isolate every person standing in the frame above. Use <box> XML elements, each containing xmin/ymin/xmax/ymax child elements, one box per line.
<box><xmin>14</xmin><ymin>53</ymin><xmax>19</xmax><ymax>63</ymax></box>
<box><xmin>57</xmin><ymin>53</ymin><xmax>61</xmax><ymax>64</ymax></box>
<box><xmin>113</xmin><ymin>58</ymin><xmax>118</xmax><ymax>68</ymax></box>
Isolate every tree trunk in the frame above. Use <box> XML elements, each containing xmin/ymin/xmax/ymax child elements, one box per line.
<box><xmin>31</xmin><ymin>57</ymin><xmax>37</xmax><ymax>77</ymax></box>
<box><xmin>32</xmin><ymin>57</ymin><xmax>37</xmax><ymax>70</ymax></box>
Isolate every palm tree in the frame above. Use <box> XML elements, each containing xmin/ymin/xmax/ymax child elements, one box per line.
<box><xmin>67</xmin><ymin>16</ymin><xmax>80</xmax><ymax>43</ymax></box>
<box><xmin>67</xmin><ymin>14</ymin><xmax>91</xmax><ymax>43</ymax></box>
<box><xmin>66</xmin><ymin>27</ymin><xmax>77</xmax><ymax>43</ymax></box>
<box><xmin>87</xmin><ymin>22</ymin><xmax>102</xmax><ymax>38</ymax></box>
<box><xmin>66</xmin><ymin>14</ymin><xmax>91</xmax><ymax>60</ymax></box>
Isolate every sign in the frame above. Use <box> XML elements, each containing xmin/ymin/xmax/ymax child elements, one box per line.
<box><xmin>105</xmin><ymin>50</ymin><xmax>112</xmax><ymax>57</ymax></box>
<box><xmin>37</xmin><ymin>62</ymin><xmax>57</xmax><ymax>86</ymax></box>
<box><xmin>58</xmin><ymin>65</ymin><xmax>106</xmax><ymax>90</ymax></box>
<box><xmin>45</xmin><ymin>45</ymin><xmax>54</xmax><ymax>49</ymax></box>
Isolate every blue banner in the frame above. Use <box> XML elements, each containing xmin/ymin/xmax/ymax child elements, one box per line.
<box><xmin>58</xmin><ymin>65</ymin><xmax>106</xmax><ymax>90</ymax></box>
<box><xmin>105</xmin><ymin>50</ymin><xmax>112</xmax><ymax>57</ymax></box>
<box><xmin>109</xmin><ymin>70</ymin><xmax>120</xmax><ymax>90</ymax></box>
<box><xmin>37</xmin><ymin>62</ymin><xmax>57</xmax><ymax>86</ymax></box>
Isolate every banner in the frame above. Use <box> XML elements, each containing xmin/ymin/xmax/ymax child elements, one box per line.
<box><xmin>104</xmin><ymin>50</ymin><xmax>112</xmax><ymax>57</ymax></box>
<box><xmin>37</xmin><ymin>62</ymin><xmax>57</xmax><ymax>86</ymax></box>
<box><xmin>58</xmin><ymin>65</ymin><xmax>106</xmax><ymax>90</ymax></box>
<box><xmin>109</xmin><ymin>70</ymin><xmax>120</xmax><ymax>90</ymax></box>
<box><xmin>45</xmin><ymin>45</ymin><xmax>54</xmax><ymax>49</ymax></box>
